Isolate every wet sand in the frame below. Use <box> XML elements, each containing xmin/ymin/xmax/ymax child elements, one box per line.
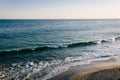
<box><xmin>70</xmin><ymin>65</ymin><xmax>120</xmax><ymax>80</ymax></box>
<box><xmin>48</xmin><ymin>56</ymin><xmax>120</xmax><ymax>80</ymax></box>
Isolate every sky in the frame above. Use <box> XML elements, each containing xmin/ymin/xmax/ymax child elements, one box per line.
<box><xmin>0</xmin><ymin>0</ymin><xmax>120</xmax><ymax>19</ymax></box>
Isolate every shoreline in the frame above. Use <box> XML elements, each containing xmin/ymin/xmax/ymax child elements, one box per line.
<box><xmin>48</xmin><ymin>56</ymin><xmax>120</xmax><ymax>80</ymax></box>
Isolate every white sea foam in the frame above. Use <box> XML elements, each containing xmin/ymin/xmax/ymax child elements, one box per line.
<box><xmin>0</xmin><ymin>56</ymin><xmax>115</xmax><ymax>80</ymax></box>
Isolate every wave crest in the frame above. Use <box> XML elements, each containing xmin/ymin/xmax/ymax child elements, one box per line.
<box><xmin>67</xmin><ymin>41</ymin><xmax>96</xmax><ymax>48</ymax></box>
<box><xmin>0</xmin><ymin>36</ymin><xmax>120</xmax><ymax>55</ymax></box>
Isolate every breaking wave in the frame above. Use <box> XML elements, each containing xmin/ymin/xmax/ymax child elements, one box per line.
<box><xmin>0</xmin><ymin>36</ymin><xmax>119</xmax><ymax>55</ymax></box>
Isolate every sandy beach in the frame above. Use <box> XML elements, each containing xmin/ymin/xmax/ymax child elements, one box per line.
<box><xmin>48</xmin><ymin>56</ymin><xmax>120</xmax><ymax>80</ymax></box>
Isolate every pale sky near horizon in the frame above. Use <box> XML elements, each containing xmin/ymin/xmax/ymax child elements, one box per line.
<box><xmin>0</xmin><ymin>0</ymin><xmax>120</xmax><ymax>19</ymax></box>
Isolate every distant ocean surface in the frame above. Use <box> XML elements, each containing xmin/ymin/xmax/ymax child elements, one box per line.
<box><xmin>0</xmin><ymin>19</ymin><xmax>120</xmax><ymax>80</ymax></box>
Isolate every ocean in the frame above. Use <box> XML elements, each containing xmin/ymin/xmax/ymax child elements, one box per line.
<box><xmin>0</xmin><ymin>19</ymin><xmax>120</xmax><ymax>80</ymax></box>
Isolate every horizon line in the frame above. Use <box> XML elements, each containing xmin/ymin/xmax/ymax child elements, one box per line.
<box><xmin>1</xmin><ymin>18</ymin><xmax>120</xmax><ymax>20</ymax></box>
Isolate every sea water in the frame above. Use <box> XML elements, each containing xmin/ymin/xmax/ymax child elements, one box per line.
<box><xmin>0</xmin><ymin>19</ymin><xmax>120</xmax><ymax>80</ymax></box>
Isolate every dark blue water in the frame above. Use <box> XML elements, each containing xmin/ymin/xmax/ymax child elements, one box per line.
<box><xmin>0</xmin><ymin>19</ymin><xmax>120</xmax><ymax>80</ymax></box>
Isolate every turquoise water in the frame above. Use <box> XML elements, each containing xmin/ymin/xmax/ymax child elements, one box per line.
<box><xmin>0</xmin><ymin>19</ymin><xmax>120</xmax><ymax>79</ymax></box>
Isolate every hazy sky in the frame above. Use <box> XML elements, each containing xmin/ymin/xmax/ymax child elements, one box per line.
<box><xmin>0</xmin><ymin>0</ymin><xmax>120</xmax><ymax>19</ymax></box>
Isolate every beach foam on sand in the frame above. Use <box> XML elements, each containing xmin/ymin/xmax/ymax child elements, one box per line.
<box><xmin>48</xmin><ymin>56</ymin><xmax>120</xmax><ymax>80</ymax></box>
<box><xmin>70</xmin><ymin>65</ymin><xmax>120</xmax><ymax>80</ymax></box>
